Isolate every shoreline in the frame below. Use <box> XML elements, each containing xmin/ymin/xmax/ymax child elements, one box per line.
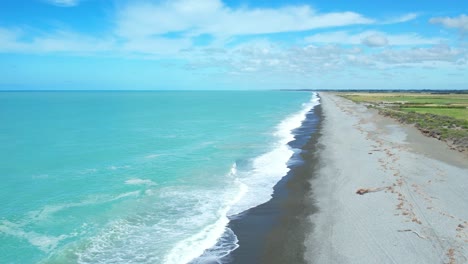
<box><xmin>306</xmin><ymin>93</ymin><xmax>468</xmax><ymax>263</ymax></box>
<box><xmin>261</xmin><ymin>102</ymin><xmax>322</xmax><ymax>264</ymax></box>
<box><xmin>224</xmin><ymin>102</ymin><xmax>322</xmax><ymax>263</ymax></box>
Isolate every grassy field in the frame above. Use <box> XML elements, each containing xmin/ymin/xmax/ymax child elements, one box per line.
<box><xmin>340</xmin><ymin>93</ymin><xmax>468</xmax><ymax>121</ymax></box>
<box><xmin>401</xmin><ymin>107</ymin><xmax>468</xmax><ymax>121</ymax></box>
<box><xmin>338</xmin><ymin>92</ymin><xmax>468</xmax><ymax>152</ymax></box>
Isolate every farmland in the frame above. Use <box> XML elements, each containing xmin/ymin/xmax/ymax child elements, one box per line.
<box><xmin>338</xmin><ymin>92</ymin><xmax>468</xmax><ymax>152</ymax></box>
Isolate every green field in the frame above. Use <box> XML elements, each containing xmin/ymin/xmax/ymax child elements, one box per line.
<box><xmin>401</xmin><ymin>107</ymin><xmax>468</xmax><ymax>121</ymax></box>
<box><xmin>338</xmin><ymin>92</ymin><xmax>468</xmax><ymax>152</ymax></box>
<box><xmin>341</xmin><ymin>93</ymin><xmax>468</xmax><ymax>106</ymax></box>
<box><xmin>340</xmin><ymin>93</ymin><xmax>468</xmax><ymax>121</ymax></box>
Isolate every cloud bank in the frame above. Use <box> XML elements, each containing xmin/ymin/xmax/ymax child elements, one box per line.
<box><xmin>305</xmin><ymin>30</ymin><xmax>443</xmax><ymax>47</ymax></box>
<box><xmin>115</xmin><ymin>0</ymin><xmax>373</xmax><ymax>39</ymax></box>
<box><xmin>430</xmin><ymin>14</ymin><xmax>468</xmax><ymax>34</ymax></box>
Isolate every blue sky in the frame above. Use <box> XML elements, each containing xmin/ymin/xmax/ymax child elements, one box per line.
<box><xmin>0</xmin><ymin>0</ymin><xmax>467</xmax><ymax>90</ymax></box>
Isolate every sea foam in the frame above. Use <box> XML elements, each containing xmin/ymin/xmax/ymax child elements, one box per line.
<box><xmin>59</xmin><ymin>93</ymin><xmax>319</xmax><ymax>264</ymax></box>
<box><xmin>178</xmin><ymin>93</ymin><xmax>320</xmax><ymax>263</ymax></box>
<box><xmin>0</xmin><ymin>220</ymin><xmax>68</xmax><ymax>253</ymax></box>
<box><xmin>71</xmin><ymin>181</ymin><xmax>243</xmax><ymax>264</ymax></box>
<box><xmin>229</xmin><ymin>92</ymin><xmax>320</xmax><ymax>215</ymax></box>
<box><xmin>164</xmin><ymin>163</ymin><xmax>246</xmax><ymax>264</ymax></box>
<box><xmin>125</xmin><ymin>178</ymin><xmax>157</xmax><ymax>186</ymax></box>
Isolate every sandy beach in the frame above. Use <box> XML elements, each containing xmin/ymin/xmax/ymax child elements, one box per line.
<box><xmin>306</xmin><ymin>93</ymin><xmax>468</xmax><ymax>263</ymax></box>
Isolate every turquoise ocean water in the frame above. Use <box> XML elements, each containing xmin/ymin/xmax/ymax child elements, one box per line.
<box><xmin>0</xmin><ymin>91</ymin><xmax>318</xmax><ymax>263</ymax></box>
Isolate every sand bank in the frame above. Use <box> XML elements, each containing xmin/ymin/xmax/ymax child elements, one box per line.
<box><xmin>306</xmin><ymin>93</ymin><xmax>468</xmax><ymax>263</ymax></box>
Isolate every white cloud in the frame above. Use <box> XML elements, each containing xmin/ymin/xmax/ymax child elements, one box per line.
<box><xmin>45</xmin><ymin>0</ymin><xmax>80</xmax><ymax>7</ymax></box>
<box><xmin>382</xmin><ymin>13</ymin><xmax>419</xmax><ymax>24</ymax></box>
<box><xmin>0</xmin><ymin>26</ymin><xmax>191</xmax><ymax>57</ymax></box>
<box><xmin>305</xmin><ymin>30</ymin><xmax>443</xmax><ymax>47</ymax></box>
<box><xmin>430</xmin><ymin>14</ymin><xmax>468</xmax><ymax>33</ymax></box>
<box><xmin>185</xmin><ymin>40</ymin><xmax>467</xmax><ymax>78</ymax></box>
<box><xmin>362</xmin><ymin>34</ymin><xmax>388</xmax><ymax>47</ymax></box>
<box><xmin>189</xmin><ymin>41</ymin><xmax>348</xmax><ymax>75</ymax></box>
<box><xmin>377</xmin><ymin>44</ymin><xmax>464</xmax><ymax>64</ymax></box>
<box><xmin>0</xmin><ymin>28</ymin><xmax>113</xmax><ymax>53</ymax></box>
<box><xmin>115</xmin><ymin>0</ymin><xmax>374</xmax><ymax>39</ymax></box>
<box><xmin>0</xmin><ymin>0</ymin><xmax>433</xmax><ymax>57</ymax></box>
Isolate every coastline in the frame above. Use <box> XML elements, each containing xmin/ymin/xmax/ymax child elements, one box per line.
<box><xmin>224</xmin><ymin>102</ymin><xmax>322</xmax><ymax>263</ymax></box>
<box><xmin>306</xmin><ymin>93</ymin><xmax>468</xmax><ymax>263</ymax></box>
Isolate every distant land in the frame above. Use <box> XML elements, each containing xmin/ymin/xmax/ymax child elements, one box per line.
<box><xmin>285</xmin><ymin>89</ymin><xmax>468</xmax><ymax>94</ymax></box>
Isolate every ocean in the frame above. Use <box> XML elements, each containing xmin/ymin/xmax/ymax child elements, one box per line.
<box><xmin>0</xmin><ymin>91</ymin><xmax>319</xmax><ymax>263</ymax></box>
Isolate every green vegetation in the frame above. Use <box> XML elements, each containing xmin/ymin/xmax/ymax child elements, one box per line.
<box><xmin>338</xmin><ymin>92</ymin><xmax>468</xmax><ymax>152</ymax></box>
<box><xmin>342</xmin><ymin>93</ymin><xmax>468</xmax><ymax>106</ymax></box>
<box><xmin>401</xmin><ymin>107</ymin><xmax>468</xmax><ymax>121</ymax></box>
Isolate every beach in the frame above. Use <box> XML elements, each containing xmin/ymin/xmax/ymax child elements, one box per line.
<box><xmin>306</xmin><ymin>93</ymin><xmax>468</xmax><ymax>263</ymax></box>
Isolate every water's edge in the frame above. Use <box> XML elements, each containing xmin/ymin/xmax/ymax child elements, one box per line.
<box><xmin>224</xmin><ymin>100</ymin><xmax>323</xmax><ymax>263</ymax></box>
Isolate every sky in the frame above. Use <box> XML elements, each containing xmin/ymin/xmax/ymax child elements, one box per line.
<box><xmin>0</xmin><ymin>0</ymin><xmax>467</xmax><ymax>90</ymax></box>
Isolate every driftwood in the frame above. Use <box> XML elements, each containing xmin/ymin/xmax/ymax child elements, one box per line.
<box><xmin>356</xmin><ymin>186</ymin><xmax>390</xmax><ymax>195</ymax></box>
<box><xmin>397</xmin><ymin>229</ymin><xmax>426</xmax><ymax>239</ymax></box>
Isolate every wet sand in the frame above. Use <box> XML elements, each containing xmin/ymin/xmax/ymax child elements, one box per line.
<box><xmin>225</xmin><ymin>104</ymin><xmax>322</xmax><ymax>264</ymax></box>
